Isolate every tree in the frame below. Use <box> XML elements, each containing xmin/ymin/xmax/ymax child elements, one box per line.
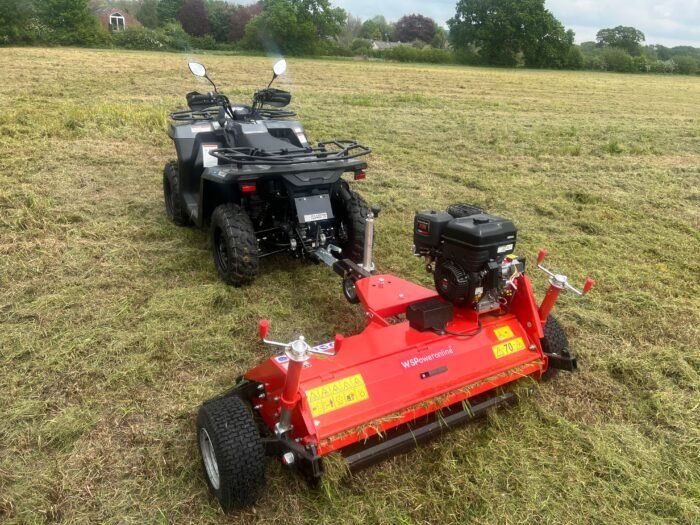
<box><xmin>596</xmin><ymin>26</ymin><xmax>645</xmax><ymax>56</ymax></box>
<box><xmin>449</xmin><ymin>0</ymin><xmax>574</xmax><ymax>67</ymax></box>
<box><xmin>178</xmin><ymin>0</ymin><xmax>210</xmax><ymax>36</ymax></box>
<box><xmin>228</xmin><ymin>1</ymin><xmax>262</xmax><ymax>42</ymax></box>
<box><xmin>336</xmin><ymin>13</ymin><xmax>362</xmax><ymax>49</ymax></box>
<box><xmin>242</xmin><ymin>0</ymin><xmax>346</xmax><ymax>55</ymax></box>
<box><xmin>674</xmin><ymin>55</ymin><xmax>699</xmax><ymax>75</ymax></box>
<box><xmin>360</xmin><ymin>15</ymin><xmax>392</xmax><ymax>41</ymax></box>
<box><xmin>136</xmin><ymin>0</ymin><xmax>159</xmax><ymax>28</ymax></box>
<box><xmin>432</xmin><ymin>27</ymin><xmax>448</xmax><ymax>49</ymax></box>
<box><xmin>36</xmin><ymin>0</ymin><xmax>102</xmax><ymax>44</ymax></box>
<box><xmin>600</xmin><ymin>47</ymin><xmax>634</xmax><ymax>72</ymax></box>
<box><xmin>0</xmin><ymin>0</ymin><xmax>28</xmax><ymax>42</ymax></box>
<box><xmin>158</xmin><ymin>0</ymin><xmax>184</xmax><ymax>24</ymax></box>
<box><xmin>206</xmin><ymin>0</ymin><xmax>235</xmax><ymax>42</ymax></box>
<box><xmin>394</xmin><ymin>14</ymin><xmax>436</xmax><ymax>44</ymax></box>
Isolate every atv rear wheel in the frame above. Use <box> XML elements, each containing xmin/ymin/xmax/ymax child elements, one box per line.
<box><xmin>211</xmin><ymin>204</ymin><xmax>259</xmax><ymax>286</ymax></box>
<box><xmin>334</xmin><ymin>183</ymin><xmax>370</xmax><ymax>263</ymax></box>
<box><xmin>197</xmin><ymin>396</ymin><xmax>266</xmax><ymax>512</ymax></box>
<box><xmin>541</xmin><ymin>315</ymin><xmax>570</xmax><ymax>380</ymax></box>
<box><xmin>163</xmin><ymin>161</ymin><xmax>191</xmax><ymax>226</ymax></box>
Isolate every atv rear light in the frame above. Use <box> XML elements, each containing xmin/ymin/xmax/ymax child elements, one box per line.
<box><xmin>241</xmin><ymin>183</ymin><xmax>257</xmax><ymax>193</ymax></box>
<box><xmin>354</xmin><ymin>171</ymin><xmax>367</xmax><ymax>180</ymax></box>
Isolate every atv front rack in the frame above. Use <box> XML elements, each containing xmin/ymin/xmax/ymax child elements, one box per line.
<box><xmin>211</xmin><ymin>140</ymin><xmax>371</xmax><ymax>166</ymax></box>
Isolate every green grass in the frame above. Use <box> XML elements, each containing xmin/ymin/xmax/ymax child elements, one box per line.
<box><xmin>1</xmin><ymin>47</ymin><xmax>699</xmax><ymax>524</ymax></box>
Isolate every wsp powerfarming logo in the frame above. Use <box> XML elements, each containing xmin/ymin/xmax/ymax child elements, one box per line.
<box><xmin>401</xmin><ymin>346</ymin><xmax>454</xmax><ymax>369</ymax></box>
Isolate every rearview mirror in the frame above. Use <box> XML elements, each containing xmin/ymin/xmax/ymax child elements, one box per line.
<box><xmin>188</xmin><ymin>62</ymin><xmax>207</xmax><ymax>78</ymax></box>
<box><xmin>273</xmin><ymin>59</ymin><xmax>287</xmax><ymax>77</ymax></box>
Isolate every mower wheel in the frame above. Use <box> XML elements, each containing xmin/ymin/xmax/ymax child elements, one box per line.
<box><xmin>541</xmin><ymin>315</ymin><xmax>571</xmax><ymax>380</ymax></box>
<box><xmin>163</xmin><ymin>161</ymin><xmax>191</xmax><ymax>226</ymax></box>
<box><xmin>211</xmin><ymin>204</ymin><xmax>259</xmax><ymax>286</ymax></box>
<box><xmin>334</xmin><ymin>183</ymin><xmax>370</xmax><ymax>263</ymax></box>
<box><xmin>197</xmin><ymin>396</ymin><xmax>266</xmax><ymax>512</ymax></box>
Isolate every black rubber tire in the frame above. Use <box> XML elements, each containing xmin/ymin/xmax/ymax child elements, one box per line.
<box><xmin>343</xmin><ymin>276</ymin><xmax>360</xmax><ymax>304</ymax></box>
<box><xmin>163</xmin><ymin>161</ymin><xmax>191</xmax><ymax>226</ymax></box>
<box><xmin>541</xmin><ymin>315</ymin><xmax>571</xmax><ymax>379</ymax></box>
<box><xmin>210</xmin><ymin>203</ymin><xmax>259</xmax><ymax>286</ymax></box>
<box><xmin>333</xmin><ymin>183</ymin><xmax>371</xmax><ymax>263</ymax></box>
<box><xmin>197</xmin><ymin>396</ymin><xmax>266</xmax><ymax>512</ymax></box>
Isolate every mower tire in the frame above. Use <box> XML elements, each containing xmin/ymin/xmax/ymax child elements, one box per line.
<box><xmin>197</xmin><ymin>396</ymin><xmax>266</xmax><ymax>512</ymax></box>
<box><xmin>334</xmin><ymin>182</ymin><xmax>370</xmax><ymax>263</ymax></box>
<box><xmin>343</xmin><ymin>276</ymin><xmax>360</xmax><ymax>304</ymax></box>
<box><xmin>541</xmin><ymin>315</ymin><xmax>571</xmax><ymax>380</ymax></box>
<box><xmin>163</xmin><ymin>161</ymin><xmax>191</xmax><ymax>226</ymax></box>
<box><xmin>211</xmin><ymin>203</ymin><xmax>259</xmax><ymax>287</ymax></box>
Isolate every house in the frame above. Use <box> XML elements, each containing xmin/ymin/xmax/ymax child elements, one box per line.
<box><xmin>371</xmin><ymin>41</ymin><xmax>402</xmax><ymax>51</ymax></box>
<box><xmin>94</xmin><ymin>7</ymin><xmax>141</xmax><ymax>32</ymax></box>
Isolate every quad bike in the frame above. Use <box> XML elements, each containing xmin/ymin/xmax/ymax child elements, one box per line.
<box><xmin>163</xmin><ymin>59</ymin><xmax>373</xmax><ymax>286</ymax></box>
<box><xmin>195</xmin><ymin>203</ymin><xmax>594</xmax><ymax>512</ymax></box>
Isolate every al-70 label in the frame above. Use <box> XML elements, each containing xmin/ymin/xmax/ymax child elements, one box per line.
<box><xmin>492</xmin><ymin>337</ymin><xmax>526</xmax><ymax>359</ymax></box>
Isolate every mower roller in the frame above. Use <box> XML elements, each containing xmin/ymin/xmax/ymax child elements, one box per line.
<box><xmin>196</xmin><ymin>204</ymin><xmax>593</xmax><ymax>512</ymax></box>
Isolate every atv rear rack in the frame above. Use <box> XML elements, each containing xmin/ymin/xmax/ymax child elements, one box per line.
<box><xmin>211</xmin><ymin>140</ymin><xmax>371</xmax><ymax>166</ymax></box>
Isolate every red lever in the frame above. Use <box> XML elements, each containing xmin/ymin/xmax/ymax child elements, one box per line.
<box><xmin>259</xmin><ymin>320</ymin><xmax>269</xmax><ymax>340</ymax></box>
<box><xmin>537</xmin><ymin>248</ymin><xmax>548</xmax><ymax>265</ymax></box>
<box><xmin>583</xmin><ymin>278</ymin><xmax>595</xmax><ymax>295</ymax></box>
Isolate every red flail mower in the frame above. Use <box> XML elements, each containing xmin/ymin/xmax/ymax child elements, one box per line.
<box><xmin>196</xmin><ymin>204</ymin><xmax>593</xmax><ymax>512</ymax></box>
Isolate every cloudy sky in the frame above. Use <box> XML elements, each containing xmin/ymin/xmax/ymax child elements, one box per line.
<box><xmin>330</xmin><ymin>0</ymin><xmax>700</xmax><ymax>47</ymax></box>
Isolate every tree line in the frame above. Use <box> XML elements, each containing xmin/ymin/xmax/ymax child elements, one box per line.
<box><xmin>1</xmin><ymin>0</ymin><xmax>699</xmax><ymax>75</ymax></box>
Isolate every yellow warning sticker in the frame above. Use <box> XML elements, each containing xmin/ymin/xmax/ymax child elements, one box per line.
<box><xmin>306</xmin><ymin>374</ymin><xmax>369</xmax><ymax>418</ymax></box>
<box><xmin>494</xmin><ymin>326</ymin><xmax>515</xmax><ymax>341</ymax></box>
<box><xmin>492</xmin><ymin>337</ymin><xmax>526</xmax><ymax>359</ymax></box>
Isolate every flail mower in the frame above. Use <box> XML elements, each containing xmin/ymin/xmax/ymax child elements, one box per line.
<box><xmin>196</xmin><ymin>203</ymin><xmax>594</xmax><ymax>512</ymax></box>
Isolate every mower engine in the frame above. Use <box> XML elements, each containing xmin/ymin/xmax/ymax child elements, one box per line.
<box><xmin>414</xmin><ymin>204</ymin><xmax>524</xmax><ymax>312</ymax></box>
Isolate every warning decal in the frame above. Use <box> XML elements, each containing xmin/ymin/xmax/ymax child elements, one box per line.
<box><xmin>494</xmin><ymin>326</ymin><xmax>515</xmax><ymax>341</ymax></box>
<box><xmin>306</xmin><ymin>374</ymin><xmax>369</xmax><ymax>417</ymax></box>
<box><xmin>492</xmin><ymin>337</ymin><xmax>526</xmax><ymax>359</ymax></box>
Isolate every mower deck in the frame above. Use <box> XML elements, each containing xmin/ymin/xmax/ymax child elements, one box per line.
<box><xmin>245</xmin><ymin>274</ymin><xmax>546</xmax><ymax>458</ymax></box>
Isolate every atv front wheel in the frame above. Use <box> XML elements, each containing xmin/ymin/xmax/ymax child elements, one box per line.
<box><xmin>163</xmin><ymin>161</ymin><xmax>191</xmax><ymax>226</ymax></box>
<box><xmin>334</xmin><ymin>183</ymin><xmax>371</xmax><ymax>263</ymax></box>
<box><xmin>197</xmin><ymin>396</ymin><xmax>266</xmax><ymax>512</ymax></box>
<box><xmin>211</xmin><ymin>204</ymin><xmax>259</xmax><ymax>286</ymax></box>
<box><xmin>541</xmin><ymin>315</ymin><xmax>571</xmax><ymax>380</ymax></box>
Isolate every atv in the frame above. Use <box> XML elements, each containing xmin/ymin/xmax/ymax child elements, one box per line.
<box><xmin>163</xmin><ymin>59</ymin><xmax>373</xmax><ymax>286</ymax></box>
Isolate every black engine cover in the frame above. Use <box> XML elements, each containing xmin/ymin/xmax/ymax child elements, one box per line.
<box><xmin>442</xmin><ymin>213</ymin><xmax>516</xmax><ymax>272</ymax></box>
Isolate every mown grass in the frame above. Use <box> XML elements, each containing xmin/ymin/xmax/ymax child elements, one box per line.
<box><xmin>1</xmin><ymin>48</ymin><xmax>699</xmax><ymax>524</ymax></box>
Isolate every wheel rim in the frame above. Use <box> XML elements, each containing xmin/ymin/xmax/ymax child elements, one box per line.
<box><xmin>214</xmin><ymin>229</ymin><xmax>229</xmax><ymax>273</ymax></box>
<box><xmin>343</xmin><ymin>278</ymin><xmax>357</xmax><ymax>302</ymax></box>
<box><xmin>199</xmin><ymin>428</ymin><xmax>221</xmax><ymax>490</ymax></box>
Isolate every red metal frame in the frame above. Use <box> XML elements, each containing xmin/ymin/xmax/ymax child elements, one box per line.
<box><xmin>246</xmin><ymin>272</ymin><xmax>552</xmax><ymax>457</ymax></box>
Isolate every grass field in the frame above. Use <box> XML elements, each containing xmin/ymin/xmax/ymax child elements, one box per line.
<box><xmin>1</xmin><ymin>47</ymin><xmax>699</xmax><ymax>524</ymax></box>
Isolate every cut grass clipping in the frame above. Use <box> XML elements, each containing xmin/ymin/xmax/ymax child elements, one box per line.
<box><xmin>0</xmin><ymin>48</ymin><xmax>699</xmax><ymax>524</ymax></box>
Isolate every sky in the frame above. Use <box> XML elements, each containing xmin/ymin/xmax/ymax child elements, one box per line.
<box><xmin>325</xmin><ymin>0</ymin><xmax>700</xmax><ymax>48</ymax></box>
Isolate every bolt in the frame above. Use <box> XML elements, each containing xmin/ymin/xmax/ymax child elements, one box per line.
<box><xmin>399</xmin><ymin>293</ymin><xmax>405</xmax><ymax>299</ymax></box>
<box><xmin>258</xmin><ymin>393</ymin><xmax>266</xmax><ymax>399</ymax></box>
<box><xmin>281</xmin><ymin>452</ymin><xmax>295</xmax><ymax>466</ymax></box>
<box><xmin>257</xmin><ymin>384</ymin><xmax>265</xmax><ymax>391</ymax></box>
<box><xmin>314</xmin><ymin>420</ymin><xmax>321</xmax><ymax>426</ymax></box>
<box><xmin>253</xmin><ymin>404</ymin><xmax>262</xmax><ymax>410</ymax></box>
